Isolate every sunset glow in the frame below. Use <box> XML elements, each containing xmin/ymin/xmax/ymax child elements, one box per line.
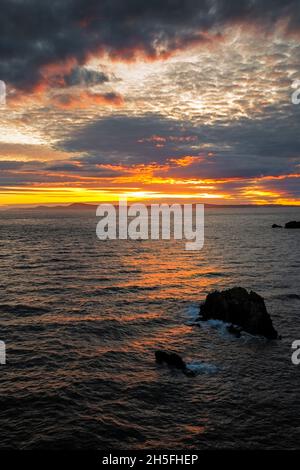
<box><xmin>1</xmin><ymin>7</ymin><xmax>300</xmax><ymax>207</ymax></box>
<box><xmin>1</xmin><ymin>0</ymin><xmax>300</xmax><ymax>454</ymax></box>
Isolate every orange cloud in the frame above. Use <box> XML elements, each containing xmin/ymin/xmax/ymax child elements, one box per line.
<box><xmin>168</xmin><ymin>155</ymin><xmax>203</xmax><ymax>167</ymax></box>
<box><xmin>52</xmin><ymin>90</ymin><xmax>124</xmax><ymax>109</ymax></box>
<box><xmin>7</xmin><ymin>88</ymin><xmax>124</xmax><ymax>109</ymax></box>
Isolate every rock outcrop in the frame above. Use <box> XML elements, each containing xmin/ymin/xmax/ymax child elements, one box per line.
<box><xmin>226</xmin><ymin>324</ymin><xmax>242</xmax><ymax>338</ymax></box>
<box><xmin>199</xmin><ymin>287</ymin><xmax>278</xmax><ymax>339</ymax></box>
<box><xmin>155</xmin><ymin>350</ymin><xmax>195</xmax><ymax>376</ymax></box>
<box><xmin>285</xmin><ymin>221</ymin><xmax>300</xmax><ymax>229</ymax></box>
<box><xmin>272</xmin><ymin>224</ymin><xmax>282</xmax><ymax>228</ymax></box>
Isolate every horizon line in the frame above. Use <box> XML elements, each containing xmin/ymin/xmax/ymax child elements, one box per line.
<box><xmin>1</xmin><ymin>201</ymin><xmax>300</xmax><ymax>211</ymax></box>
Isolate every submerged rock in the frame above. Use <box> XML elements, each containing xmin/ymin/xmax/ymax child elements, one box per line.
<box><xmin>272</xmin><ymin>224</ymin><xmax>282</xmax><ymax>228</ymax></box>
<box><xmin>155</xmin><ymin>350</ymin><xmax>195</xmax><ymax>377</ymax></box>
<box><xmin>155</xmin><ymin>350</ymin><xmax>186</xmax><ymax>369</ymax></box>
<box><xmin>285</xmin><ymin>221</ymin><xmax>300</xmax><ymax>229</ymax></box>
<box><xmin>226</xmin><ymin>324</ymin><xmax>242</xmax><ymax>338</ymax></box>
<box><xmin>199</xmin><ymin>287</ymin><xmax>278</xmax><ymax>339</ymax></box>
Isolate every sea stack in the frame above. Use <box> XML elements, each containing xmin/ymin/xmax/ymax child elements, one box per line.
<box><xmin>199</xmin><ymin>287</ymin><xmax>278</xmax><ymax>339</ymax></box>
<box><xmin>285</xmin><ymin>221</ymin><xmax>300</xmax><ymax>229</ymax></box>
<box><xmin>155</xmin><ymin>350</ymin><xmax>195</xmax><ymax>376</ymax></box>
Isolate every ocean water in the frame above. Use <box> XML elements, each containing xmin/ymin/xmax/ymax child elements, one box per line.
<box><xmin>0</xmin><ymin>206</ymin><xmax>299</xmax><ymax>449</ymax></box>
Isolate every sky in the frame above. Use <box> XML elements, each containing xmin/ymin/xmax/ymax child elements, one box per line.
<box><xmin>0</xmin><ymin>0</ymin><xmax>300</xmax><ymax>206</ymax></box>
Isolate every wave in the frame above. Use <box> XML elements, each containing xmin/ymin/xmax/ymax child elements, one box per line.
<box><xmin>187</xmin><ymin>361</ymin><xmax>219</xmax><ymax>375</ymax></box>
<box><xmin>185</xmin><ymin>304</ymin><xmax>200</xmax><ymax>323</ymax></box>
<box><xmin>0</xmin><ymin>304</ymin><xmax>50</xmax><ymax>315</ymax></box>
<box><xmin>89</xmin><ymin>285</ymin><xmax>160</xmax><ymax>295</ymax></box>
<box><xmin>275</xmin><ymin>294</ymin><xmax>300</xmax><ymax>300</ymax></box>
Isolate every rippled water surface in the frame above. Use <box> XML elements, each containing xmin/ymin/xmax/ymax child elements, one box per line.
<box><xmin>0</xmin><ymin>207</ymin><xmax>299</xmax><ymax>449</ymax></box>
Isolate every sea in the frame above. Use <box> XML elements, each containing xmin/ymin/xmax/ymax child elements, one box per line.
<box><xmin>0</xmin><ymin>206</ymin><xmax>299</xmax><ymax>449</ymax></box>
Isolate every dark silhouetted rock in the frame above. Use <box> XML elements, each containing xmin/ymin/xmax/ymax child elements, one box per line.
<box><xmin>155</xmin><ymin>350</ymin><xmax>186</xmax><ymax>369</ymax></box>
<box><xmin>272</xmin><ymin>224</ymin><xmax>282</xmax><ymax>228</ymax></box>
<box><xmin>199</xmin><ymin>287</ymin><xmax>278</xmax><ymax>339</ymax></box>
<box><xmin>227</xmin><ymin>324</ymin><xmax>242</xmax><ymax>338</ymax></box>
<box><xmin>183</xmin><ymin>368</ymin><xmax>196</xmax><ymax>377</ymax></box>
<box><xmin>155</xmin><ymin>350</ymin><xmax>195</xmax><ymax>376</ymax></box>
<box><xmin>285</xmin><ymin>221</ymin><xmax>300</xmax><ymax>229</ymax></box>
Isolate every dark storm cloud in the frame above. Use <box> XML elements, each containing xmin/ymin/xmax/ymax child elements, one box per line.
<box><xmin>0</xmin><ymin>159</ymin><xmax>127</xmax><ymax>187</ymax></box>
<box><xmin>266</xmin><ymin>177</ymin><xmax>300</xmax><ymax>196</ymax></box>
<box><xmin>0</xmin><ymin>160</ymin><xmax>24</xmax><ymax>170</ymax></box>
<box><xmin>47</xmin><ymin>66</ymin><xmax>110</xmax><ymax>88</ymax></box>
<box><xmin>1</xmin><ymin>0</ymin><xmax>299</xmax><ymax>89</ymax></box>
<box><xmin>61</xmin><ymin>114</ymin><xmax>200</xmax><ymax>164</ymax></box>
<box><xmin>64</xmin><ymin>67</ymin><xmax>109</xmax><ymax>87</ymax></box>
<box><xmin>45</xmin><ymin>161</ymin><xmax>125</xmax><ymax>177</ymax></box>
<box><xmin>59</xmin><ymin>104</ymin><xmax>300</xmax><ymax>179</ymax></box>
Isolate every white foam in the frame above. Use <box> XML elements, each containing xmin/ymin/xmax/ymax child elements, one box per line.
<box><xmin>185</xmin><ymin>303</ymin><xmax>200</xmax><ymax>323</ymax></box>
<box><xmin>187</xmin><ymin>361</ymin><xmax>218</xmax><ymax>374</ymax></box>
<box><xmin>199</xmin><ymin>318</ymin><xmax>230</xmax><ymax>337</ymax></box>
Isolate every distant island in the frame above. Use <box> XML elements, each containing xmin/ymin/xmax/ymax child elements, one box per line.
<box><xmin>4</xmin><ymin>203</ymin><xmax>98</xmax><ymax>212</ymax></box>
<box><xmin>2</xmin><ymin>202</ymin><xmax>298</xmax><ymax>212</ymax></box>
